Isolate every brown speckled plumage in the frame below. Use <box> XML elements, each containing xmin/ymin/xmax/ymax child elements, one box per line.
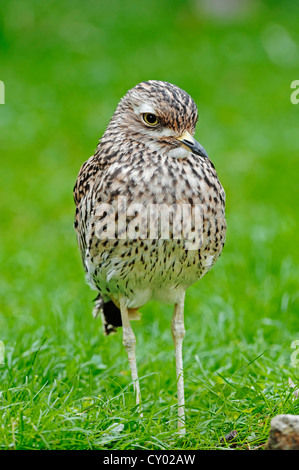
<box><xmin>73</xmin><ymin>80</ymin><xmax>226</xmax><ymax>432</ymax></box>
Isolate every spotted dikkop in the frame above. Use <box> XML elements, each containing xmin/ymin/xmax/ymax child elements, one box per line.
<box><xmin>73</xmin><ymin>80</ymin><xmax>226</xmax><ymax>434</ymax></box>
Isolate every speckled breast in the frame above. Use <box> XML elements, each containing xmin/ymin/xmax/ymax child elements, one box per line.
<box><xmin>84</xmin><ymin>149</ymin><xmax>226</xmax><ymax>306</ymax></box>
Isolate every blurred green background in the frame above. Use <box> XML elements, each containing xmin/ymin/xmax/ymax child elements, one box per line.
<box><xmin>0</xmin><ymin>0</ymin><xmax>299</xmax><ymax>449</ymax></box>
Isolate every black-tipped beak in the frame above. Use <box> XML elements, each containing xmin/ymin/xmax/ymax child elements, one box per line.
<box><xmin>177</xmin><ymin>130</ymin><xmax>209</xmax><ymax>159</ymax></box>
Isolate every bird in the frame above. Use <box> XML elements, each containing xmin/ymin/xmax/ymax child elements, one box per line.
<box><xmin>73</xmin><ymin>80</ymin><xmax>226</xmax><ymax>435</ymax></box>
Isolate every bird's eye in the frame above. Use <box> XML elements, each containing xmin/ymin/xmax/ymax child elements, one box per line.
<box><xmin>142</xmin><ymin>113</ymin><xmax>159</xmax><ymax>126</ymax></box>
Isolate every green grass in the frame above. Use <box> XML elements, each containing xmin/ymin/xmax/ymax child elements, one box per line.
<box><xmin>1</xmin><ymin>0</ymin><xmax>299</xmax><ymax>450</ymax></box>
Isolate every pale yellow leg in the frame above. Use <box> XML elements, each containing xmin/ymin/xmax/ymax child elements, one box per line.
<box><xmin>120</xmin><ymin>298</ymin><xmax>142</xmax><ymax>414</ymax></box>
<box><xmin>172</xmin><ymin>292</ymin><xmax>186</xmax><ymax>435</ymax></box>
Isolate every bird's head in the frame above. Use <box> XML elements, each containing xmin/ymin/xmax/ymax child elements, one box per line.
<box><xmin>105</xmin><ymin>80</ymin><xmax>209</xmax><ymax>160</ymax></box>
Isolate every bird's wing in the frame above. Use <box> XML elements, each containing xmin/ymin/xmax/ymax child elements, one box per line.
<box><xmin>73</xmin><ymin>155</ymin><xmax>104</xmax><ymax>269</ymax></box>
<box><xmin>73</xmin><ymin>155</ymin><xmax>102</xmax><ymax>206</ymax></box>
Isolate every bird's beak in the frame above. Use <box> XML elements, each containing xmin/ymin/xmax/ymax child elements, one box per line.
<box><xmin>176</xmin><ymin>130</ymin><xmax>209</xmax><ymax>159</ymax></box>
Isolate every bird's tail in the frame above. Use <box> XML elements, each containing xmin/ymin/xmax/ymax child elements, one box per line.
<box><xmin>93</xmin><ymin>295</ymin><xmax>122</xmax><ymax>335</ymax></box>
<box><xmin>92</xmin><ymin>294</ymin><xmax>141</xmax><ymax>335</ymax></box>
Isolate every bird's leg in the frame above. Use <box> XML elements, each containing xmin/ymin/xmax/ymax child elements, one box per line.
<box><xmin>119</xmin><ymin>298</ymin><xmax>142</xmax><ymax>415</ymax></box>
<box><xmin>172</xmin><ymin>292</ymin><xmax>186</xmax><ymax>435</ymax></box>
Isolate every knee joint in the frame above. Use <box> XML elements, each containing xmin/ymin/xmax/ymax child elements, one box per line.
<box><xmin>122</xmin><ymin>327</ymin><xmax>136</xmax><ymax>349</ymax></box>
<box><xmin>172</xmin><ymin>322</ymin><xmax>185</xmax><ymax>340</ymax></box>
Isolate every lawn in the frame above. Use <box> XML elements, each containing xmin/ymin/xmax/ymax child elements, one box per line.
<box><xmin>0</xmin><ymin>0</ymin><xmax>299</xmax><ymax>450</ymax></box>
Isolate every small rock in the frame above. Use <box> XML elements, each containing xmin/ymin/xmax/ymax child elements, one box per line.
<box><xmin>220</xmin><ymin>430</ymin><xmax>238</xmax><ymax>444</ymax></box>
<box><xmin>265</xmin><ymin>414</ymin><xmax>299</xmax><ymax>450</ymax></box>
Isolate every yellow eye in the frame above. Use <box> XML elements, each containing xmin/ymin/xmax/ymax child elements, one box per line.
<box><xmin>142</xmin><ymin>113</ymin><xmax>159</xmax><ymax>126</ymax></box>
